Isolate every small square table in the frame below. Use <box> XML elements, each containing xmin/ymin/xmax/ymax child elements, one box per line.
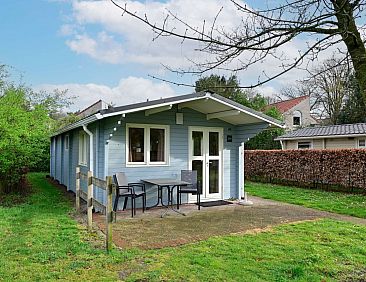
<box><xmin>141</xmin><ymin>178</ymin><xmax>191</xmax><ymax>217</ymax></box>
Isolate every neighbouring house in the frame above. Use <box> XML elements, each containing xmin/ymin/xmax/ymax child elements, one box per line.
<box><xmin>267</xmin><ymin>95</ymin><xmax>317</xmax><ymax>131</ymax></box>
<box><xmin>50</xmin><ymin>91</ymin><xmax>283</xmax><ymax>208</ymax></box>
<box><xmin>276</xmin><ymin>123</ymin><xmax>366</xmax><ymax>150</ymax></box>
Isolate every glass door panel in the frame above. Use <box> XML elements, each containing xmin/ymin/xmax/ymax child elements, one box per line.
<box><xmin>189</xmin><ymin>127</ymin><xmax>222</xmax><ymax>200</ymax></box>
<box><xmin>209</xmin><ymin>132</ymin><xmax>219</xmax><ymax>156</ymax></box>
<box><xmin>192</xmin><ymin>131</ymin><xmax>203</xmax><ymax>156</ymax></box>
<box><xmin>192</xmin><ymin>160</ymin><xmax>203</xmax><ymax>195</ymax></box>
<box><xmin>209</xmin><ymin>160</ymin><xmax>219</xmax><ymax>194</ymax></box>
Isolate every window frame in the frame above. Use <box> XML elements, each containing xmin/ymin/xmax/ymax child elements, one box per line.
<box><xmin>64</xmin><ymin>135</ymin><xmax>69</xmax><ymax>151</ymax></box>
<box><xmin>292</xmin><ymin>110</ymin><xmax>302</xmax><ymax>127</ymax></box>
<box><xmin>297</xmin><ymin>141</ymin><xmax>312</xmax><ymax>150</ymax></box>
<box><xmin>79</xmin><ymin>131</ymin><xmax>88</xmax><ymax>166</ymax></box>
<box><xmin>357</xmin><ymin>138</ymin><xmax>366</xmax><ymax>148</ymax></box>
<box><xmin>126</xmin><ymin>123</ymin><xmax>170</xmax><ymax>167</ymax></box>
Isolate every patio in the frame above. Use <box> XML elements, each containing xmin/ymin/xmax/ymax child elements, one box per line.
<box><xmin>93</xmin><ymin>196</ymin><xmax>341</xmax><ymax>250</ymax></box>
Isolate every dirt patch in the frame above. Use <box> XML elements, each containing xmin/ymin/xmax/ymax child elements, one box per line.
<box><xmin>93</xmin><ymin>195</ymin><xmax>366</xmax><ymax>250</ymax></box>
<box><xmin>94</xmin><ymin>200</ymin><xmax>331</xmax><ymax>250</ymax></box>
<box><xmin>0</xmin><ymin>179</ymin><xmax>32</xmax><ymax>207</ymax></box>
<box><xmin>339</xmin><ymin>268</ymin><xmax>366</xmax><ymax>282</ymax></box>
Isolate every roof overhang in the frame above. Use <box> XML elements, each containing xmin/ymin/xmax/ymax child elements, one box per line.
<box><xmin>276</xmin><ymin>133</ymin><xmax>366</xmax><ymax>141</ymax></box>
<box><xmin>52</xmin><ymin>92</ymin><xmax>284</xmax><ymax>137</ymax></box>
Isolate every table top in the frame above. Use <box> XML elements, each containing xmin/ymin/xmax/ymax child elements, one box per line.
<box><xmin>141</xmin><ymin>178</ymin><xmax>191</xmax><ymax>186</ymax></box>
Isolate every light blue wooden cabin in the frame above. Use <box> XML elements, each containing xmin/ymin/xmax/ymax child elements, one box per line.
<box><xmin>50</xmin><ymin>92</ymin><xmax>283</xmax><ymax>208</ymax></box>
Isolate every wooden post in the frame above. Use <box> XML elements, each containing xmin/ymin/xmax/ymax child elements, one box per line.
<box><xmin>106</xmin><ymin>176</ymin><xmax>113</xmax><ymax>252</ymax></box>
<box><xmin>76</xmin><ymin>166</ymin><xmax>80</xmax><ymax>212</ymax></box>
<box><xmin>87</xmin><ymin>170</ymin><xmax>93</xmax><ymax>232</ymax></box>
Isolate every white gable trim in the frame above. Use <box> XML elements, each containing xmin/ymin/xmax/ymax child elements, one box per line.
<box><xmin>53</xmin><ymin>92</ymin><xmax>283</xmax><ymax>136</ymax></box>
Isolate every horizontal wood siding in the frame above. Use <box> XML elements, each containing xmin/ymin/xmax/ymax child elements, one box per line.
<box><xmin>313</xmin><ymin>139</ymin><xmax>323</xmax><ymax>149</ymax></box>
<box><xmin>284</xmin><ymin>137</ymin><xmax>357</xmax><ymax>150</ymax></box>
<box><xmin>286</xmin><ymin>140</ymin><xmax>298</xmax><ymax>149</ymax></box>
<box><xmin>51</xmin><ymin>106</ymin><xmax>269</xmax><ymax>208</ymax></box>
<box><xmin>325</xmin><ymin>137</ymin><xmax>357</xmax><ymax>149</ymax></box>
<box><xmin>105</xmin><ymin>107</ymin><xmax>268</xmax><ymax>208</ymax></box>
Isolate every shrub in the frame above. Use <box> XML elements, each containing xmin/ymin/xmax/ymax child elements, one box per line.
<box><xmin>245</xmin><ymin>149</ymin><xmax>366</xmax><ymax>193</ymax></box>
<box><xmin>0</xmin><ymin>88</ymin><xmax>51</xmax><ymax>193</ymax></box>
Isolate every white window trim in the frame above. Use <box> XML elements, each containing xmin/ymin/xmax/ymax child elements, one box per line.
<box><xmin>297</xmin><ymin>140</ymin><xmax>313</xmax><ymax>149</ymax></box>
<box><xmin>357</xmin><ymin>138</ymin><xmax>366</xmax><ymax>148</ymax></box>
<box><xmin>126</xmin><ymin>123</ymin><xmax>170</xmax><ymax>167</ymax></box>
<box><xmin>79</xmin><ymin>131</ymin><xmax>88</xmax><ymax>166</ymax></box>
<box><xmin>292</xmin><ymin>110</ymin><xmax>302</xmax><ymax>127</ymax></box>
<box><xmin>64</xmin><ymin>135</ymin><xmax>69</xmax><ymax>151</ymax></box>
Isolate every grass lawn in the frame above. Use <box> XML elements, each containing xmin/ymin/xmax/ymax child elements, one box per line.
<box><xmin>0</xmin><ymin>173</ymin><xmax>365</xmax><ymax>281</ymax></box>
<box><xmin>246</xmin><ymin>181</ymin><xmax>366</xmax><ymax>218</ymax></box>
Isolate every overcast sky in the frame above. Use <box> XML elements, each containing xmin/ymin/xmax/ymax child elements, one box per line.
<box><xmin>0</xmin><ymin>0</ymin><xmax>336</xmax><ymax>112</ymax></box>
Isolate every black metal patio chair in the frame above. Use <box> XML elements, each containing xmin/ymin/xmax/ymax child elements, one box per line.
<box><xmin>177</xmin><ymin>170</ymin><xmax>201</xmax><ymax>210</ymax></box>
<box><xmin>113</xmin><ymin>172</ymin><xmax>146</xmax><ymax>217</ymax></box>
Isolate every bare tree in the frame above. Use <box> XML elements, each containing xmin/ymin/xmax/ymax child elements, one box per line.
<box><xmin>310</xmin><ymin>56</ymin><xmax>352</xmax><ymax>124</ymax></box>
<box><xmin>110</xmin><ymin>0</ymin><xmax>366</xmax><ymax>103</ymax></box>
<box><xmin>279</xmin><ymin>55</ymin><xmax>353</xmax><ymax>123</ymax></box>
<box><xmin>278</xmin><ymin>82</ymin><xmax>320</xmax><ymax>112</ymax></box>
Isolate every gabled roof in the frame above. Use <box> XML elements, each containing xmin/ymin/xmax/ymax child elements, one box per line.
<box><xmin>53</xmin><ymin>91</ymin><xmax>284</xmax><ymax>136</ymax></box>
<box><xmin>268</xmin><ymin>96</ymin><xmax>308</xmax><ymax>114</ymax></box>
<box><xmin>277</xmin><ymin>123</ymin><xmax>366</xmax><ymax>140</ymax></box>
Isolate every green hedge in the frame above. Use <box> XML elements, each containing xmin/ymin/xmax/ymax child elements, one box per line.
<box><xmin>245</xmin><ymin>149</ymin><xmax>366</xmax><ymax>193</ymax></box>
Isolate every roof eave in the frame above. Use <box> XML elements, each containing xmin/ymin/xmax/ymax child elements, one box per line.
<box><xmin>52</xmin><ymin>92</ymin><xmax>284</xmax><ymax>137</ymax></box>
<box><xmin>276</xmin><ymin>133</ymin><xmax>366</xmax><ymax>141</ymax></box>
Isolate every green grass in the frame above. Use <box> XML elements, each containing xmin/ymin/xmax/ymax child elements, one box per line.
<box><xmin>0</xmin><ymin>173</ymin><xmax>139</xmax><ymax>281</ymax></box>
<box><xmin>1</xmin><ymin>173</ymin><xmax>365</xmax><ymax>281</ymax></box>
<box><xmin>246</xmin><ymin>181</ymin><xmax>366</xmax><ymax>218</ymax></box>
<box><xmin>127</xmin><ymin>220</ymin><xmax>366</xmax><ymax>282</ymax></box>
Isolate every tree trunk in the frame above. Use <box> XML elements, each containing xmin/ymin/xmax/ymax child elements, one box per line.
<box><xmin>333</xmin><ymin>0</ymin><xmax>366</xmax><ymax>105</ymax></box>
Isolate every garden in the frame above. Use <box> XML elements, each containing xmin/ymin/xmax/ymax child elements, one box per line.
<box><xmin>1</xmin><ymin>173</ymin><xmax>365</xmax><ymax>281</ymax></box>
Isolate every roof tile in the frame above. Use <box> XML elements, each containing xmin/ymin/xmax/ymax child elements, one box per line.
<box><xmin>277</xmin><ymin>123</ymin><xmax>366</xmax><ymax>139</ymax></box>
<box><xmin>268</xmin><ymin>96</ymin><xmax>308</xmax><ymax>113</ymax></box>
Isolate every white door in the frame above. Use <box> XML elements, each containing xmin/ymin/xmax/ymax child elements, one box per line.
<box><xmin>188</xmin><ymin>127</ymin><xmax>223</xmax><ymax>201</ymax></box>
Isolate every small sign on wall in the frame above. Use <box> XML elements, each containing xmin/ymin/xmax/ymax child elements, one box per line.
<box><xmin>227</xmin><ymin>135</ymin><xmax>232</xmax><ymax>142</ymax></box>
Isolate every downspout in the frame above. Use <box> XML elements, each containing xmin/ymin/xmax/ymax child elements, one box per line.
<box><xmin>238</xmin><ymin>141</ymin><xmax>253</xmax><ymax>206</ymax></box>
<box><xmin>82</xmin><ymin>125</ymin><xmax>94</xmax><ymax>173</ymax></box>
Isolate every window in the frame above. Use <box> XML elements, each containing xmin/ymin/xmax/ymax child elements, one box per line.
<box><xmin>79</xmin><ymin>132</ymin><xmax>88</xmax><ymax>165</ymax></box>
<box><xmin>358</xmin><ymin>139</ymin><xmax>366</xmax><ymax>148</ymax></box>
<box><xmin>65</xmin><ymin>135</ymin><xmax>69</xmax><ymax>150</ymax></box>
<box><xmin>293</xmin><ymin>110</ymin><xmax>302</xmax><ymax>126</ymax></box>
<box><xmin>126</xmin><ymin>124</ymin><xmax>169</xmax><ymax>166</ymax></box>
<box><xmin>298</xmin><ymin>141</ymin><xmax>312</xmax><ymax>149</ymax></box>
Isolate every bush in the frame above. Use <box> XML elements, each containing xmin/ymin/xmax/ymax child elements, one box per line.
<box><xmin>0</xmin><ymin>87</ymin><xmax>51</xmax><ymax>193</ymax></box>
<box><xmin>245</xmin><ymin>149</ymin><xmax>366</xmax><ymax>193</ymax></box>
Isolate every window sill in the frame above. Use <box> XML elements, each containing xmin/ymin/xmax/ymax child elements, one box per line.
<box><xmin>126</xmin><ymin>163</ymin><xmax>170</xmax><ymax>168</ymax></box>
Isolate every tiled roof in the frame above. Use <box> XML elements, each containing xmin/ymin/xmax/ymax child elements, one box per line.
<box><xmin>277</xmin><ymin>123</ymin><xmax>366</xmax><ymax>139</ymax></box>
<box><xmin>268</xmin><ymin>96</ymin><xmax>308</xmax><ymax>113</ymax></box>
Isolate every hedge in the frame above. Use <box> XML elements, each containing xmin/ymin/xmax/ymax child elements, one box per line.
<box><xmin>245</xmin><ymin>149</ymin><xmax>366</xmax><ymax>193</ymax></box>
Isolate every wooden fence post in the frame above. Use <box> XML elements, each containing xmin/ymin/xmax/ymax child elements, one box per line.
<box><xmin>76</xmin><ymin>166</ymin><xmax>80</xmax><ymax>212</ymax></box>
<box><xmin>87</xmin><ymin>170</ymin><xmax>93</xmax><ymax>232</ymax></box>
<box><xmin>106</xmin><ymin>176</ymin><xmax>113</xmax><ymax>252</ymax></box>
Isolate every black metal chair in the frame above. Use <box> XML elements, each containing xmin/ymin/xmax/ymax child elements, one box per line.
<box><xmin>113</xmin><ymin>172</ymin><xmax>146</xmax><ymax>217</ymax></box>
<box><xmin>177</xmin><ymin>170</ymin><xmax>201</xmax><ymax>210</ymax></box>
